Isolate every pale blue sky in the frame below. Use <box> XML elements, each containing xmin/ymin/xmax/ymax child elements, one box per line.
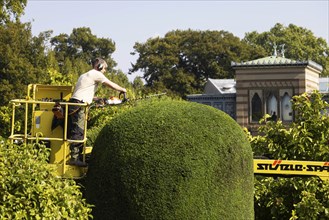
<box><xmin>21</xmin><ymin>0</ymin><xmax>329</xmax><ymax>80</ymax></box>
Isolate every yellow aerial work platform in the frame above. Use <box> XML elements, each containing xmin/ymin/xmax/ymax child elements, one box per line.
<box><xmin>9</xmin><ymin>84</ymin><xmax>91</xmax><ymax>178</ymax></box>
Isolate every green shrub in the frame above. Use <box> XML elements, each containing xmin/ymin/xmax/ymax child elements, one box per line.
<box><xmin>249</xmin><ymin>91</ymin><xmax>329</xmax><ymax>219</ymax></box>
<box><xmin>86</xmin><ymin>99</ymin><xmax>253</xmax><ymax>219</ymax></box>
<box><xmin>0</xmin><ymin>141</ymin><xmax>92</xmax><ymax>219</ymax></box>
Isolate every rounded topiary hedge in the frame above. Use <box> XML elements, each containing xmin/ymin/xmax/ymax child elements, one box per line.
<box><xmin>85</xmin><ymin>99</ymin><xmax>253</xmax><ymax>219</ymax></box>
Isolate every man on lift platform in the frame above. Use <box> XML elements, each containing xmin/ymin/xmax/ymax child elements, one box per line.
<box><xmin>67</xmin><ymin>57</ymin><xmax>127</xmax><ymax>167</ymax></box>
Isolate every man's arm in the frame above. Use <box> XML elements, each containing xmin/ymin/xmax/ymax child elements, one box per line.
<box><xmin>103</xmin><ymin>80</ymin><xmax>127</xmax><ymax>93</ymax></box>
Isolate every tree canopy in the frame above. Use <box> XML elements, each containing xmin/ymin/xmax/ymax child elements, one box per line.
<box><xmin>129</xmin><ymin>29</ymin><xmax>265</xmax><ymax>97</ymax></box>
<box><xmin>0</xmin><ymin>21</ymin><xmax>50</xmax><ymax>105</ymax></box>
<box><xmin>129</xmin><ymin>24</ymin><xmax>328</xmax><ymax>98</ymax></box>
<box><xmin>243</xmin><ymin>23</ymin><xmax>329</xmax><ymax>76</ymax></box>
<box><xmin>50</xmin><ymin>27</ymin><xmax>117</xmax><ymax>72</ymax></box>
<box><xmin>0</xmin><ymin>0</ymin><xmax>27</xmax><ymax>24</ymax></box>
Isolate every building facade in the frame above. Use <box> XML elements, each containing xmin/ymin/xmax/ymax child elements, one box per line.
<box><xmin>187</xmin><ymin>79</ymin><xmax>236</xmax><ymax>119</ymax></box>
<box><xmin>187</xmin><ymin>51</ymin><xmax>323</xmax><ymax>131</ymax></box>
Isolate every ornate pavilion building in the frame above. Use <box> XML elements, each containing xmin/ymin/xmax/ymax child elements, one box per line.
<box><xmin>187</xmin><ymin>46</ymin><xmax>324</xmax><ymax>132</ymax></box>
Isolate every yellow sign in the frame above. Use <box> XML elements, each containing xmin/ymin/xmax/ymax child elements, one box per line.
<box><xmin>254</xmin><ymin>159</ymin><xmax>329</xmax><ymax>181</ymax></box>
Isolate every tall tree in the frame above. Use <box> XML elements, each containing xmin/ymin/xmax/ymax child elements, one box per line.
<box><xmin>50</xmin><ymin>27</ymin><xmax>117</xmax><ymax>77</ymax></box>
<box><xmin>50</xmin><ymin>33</ymin><xmax>75</xmax><ymax>64</ymax></box>
<box><xmin>49</xmin><ymin>27</ymin><xmax>118</xmax><ymax>87</ymax></box>
<box><xmin>0</xmin><ymin>21</ymin><xmax>50</xmax><ymax>105</ymax></box>
<box><xmin>243</xmin><ymin>23</ymin><xmax>329</xmax><ymax>76</ymax></box>
<box><xmin>129</xmin><ymin>29</ymin><xmax>264</xmax><ymax>98</ymax></box>
<box><xmin>0</xmin><ymin>0</ymin><xmax>27</xmax><ymax>24</ymax></box>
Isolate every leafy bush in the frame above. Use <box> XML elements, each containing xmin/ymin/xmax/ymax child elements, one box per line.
<box><xmin>0</xmin><ymin>105</ymin><xmax>22</xmax><ymax>138</ymax></box>
<box><xmin>0</xmin><ymin>141</ymin><xmax>92</xmax><ymax>219</ymax></box>
<box><xmin>86</xmin><ymin>99</ymin><xmax>253</xmax><ymax>219</ymax></box>
<box><xmin>249</xmin><ymin>91</ymin><xmax>329</xmax><ymax>219</ymax></box>
<box><xmin>253</xmin><ymin>176</ymin><xmax>329</xmax><ymax>220</ymax></box>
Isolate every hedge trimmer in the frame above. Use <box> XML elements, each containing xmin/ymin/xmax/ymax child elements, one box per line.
<box><xmin>92</xmin><ymin>92</ymin><xmax>128</xmax><ymax>108</ymax></box>
<box><xmin>92</xmin><ymin>92</ymin><xmax>166</xmax><ymax>108</ymax></box>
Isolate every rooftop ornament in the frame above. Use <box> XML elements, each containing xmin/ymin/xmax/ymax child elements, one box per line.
<box><xmin>272</xmin><ymin>42</ymin><xmax>285</xmax><ymax>58</ymax></box>
<box><xmin>230</xmin><ymin>42</ymin><xmax>323</xmax><ymax>71</ymax></box>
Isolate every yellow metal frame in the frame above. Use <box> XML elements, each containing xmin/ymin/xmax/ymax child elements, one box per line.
<box><xmin>9</xmin><ymin>84</ymin><xmax>91</xmax><ymax>179</ymax></box>
<box><xmin>254</xmin><ymin>159</ymin><xmax>329</xmax><ymax>181</ymax></box>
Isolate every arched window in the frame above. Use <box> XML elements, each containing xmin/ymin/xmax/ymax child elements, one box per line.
<box><xmin>252</xmin><ymin>93</ymin><xmax>262</xmax><ymax>122</ymax></box>
<box><xmin>267</xmin><ymin>93</ymin><xmax>278</xmax><ymax>120</ymax></box>
<box><xmin>281</xmin><ymin>92</ymin><xmax>293</xmax><ymax>121</ymax></box>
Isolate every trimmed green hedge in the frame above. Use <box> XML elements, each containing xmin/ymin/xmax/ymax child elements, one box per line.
<box><xmin>86</xmin><ymin>99</ymin><xmax>253</xmax><ymax>219</ymax></box>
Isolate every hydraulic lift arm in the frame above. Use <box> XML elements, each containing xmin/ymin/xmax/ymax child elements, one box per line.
<box><xmin>254</xmin><ymin>159</ymin><xmax>329</xmax><ymax>181</ymax></box>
